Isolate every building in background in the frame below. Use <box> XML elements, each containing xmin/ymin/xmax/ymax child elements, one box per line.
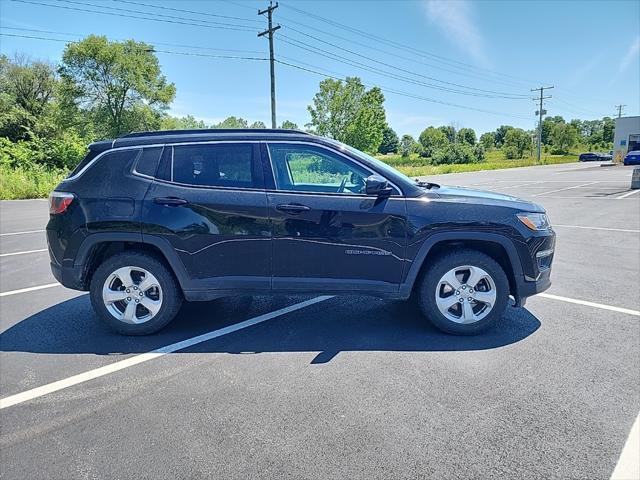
<box><xmin>613</xmin><ymin>116</ymin><xmax>640</xmax><ymax>162</ymax></box>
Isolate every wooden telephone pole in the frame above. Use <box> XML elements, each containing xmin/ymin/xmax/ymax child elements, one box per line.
<box><xmin>258</xmin><ymin>2</ymin><xmax>280</xmax><ymax>128</ymax></box>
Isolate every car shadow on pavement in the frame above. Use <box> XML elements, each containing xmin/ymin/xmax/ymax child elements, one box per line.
<box><xmin>0</xmin><ymin>294</ymin><xmax>541</xmax><ymax>362</ymax></box>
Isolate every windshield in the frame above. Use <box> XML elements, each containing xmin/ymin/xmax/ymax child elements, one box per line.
<box><xmin>324</xmin><ymin>138</ymin><xmax>416</xmax><ymax>185</ymax></box>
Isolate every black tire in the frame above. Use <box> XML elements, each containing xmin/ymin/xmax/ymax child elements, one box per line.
<box><xmin>90</xmin><ymin>252</ymin><xmax>183</xmax><ymax>335</ymax></box>
<box><xmin>417</xmin><ymin>249</ymin><xmax>509</xmax><ymax>335</ymax></box>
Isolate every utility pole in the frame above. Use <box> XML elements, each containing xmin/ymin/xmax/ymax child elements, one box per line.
<box><xmin>615</xmin><ymin>104</ymin><xmax>626</xmax><ymax>118</ymax></box>
<box><xmin>531</xmin><ymin>86</ymin><xmax>554</xmax><ymax>162</ymax></box>
<box><xmin>258</xmin><ymin>2</ymin><xmax>280</xmax><ymax>129</ymax></box>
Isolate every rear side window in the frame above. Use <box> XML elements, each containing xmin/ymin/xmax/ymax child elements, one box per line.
<box><xmin>134</xmin><ymin>147</ymin><xmax>163</xmax><ymax>177</ymax></box>
<box><xmin>68</xmin><ymin>150</ymin><xmax>98</xmax><ymax>178</ymax></box>
<box><xmin>160</xmin><ymin>143</ymin><xmax>257</xmax><ymax>188</ymax></box>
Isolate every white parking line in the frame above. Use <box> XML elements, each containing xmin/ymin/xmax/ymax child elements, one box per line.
<box><xmin>0</xmin><ymin>295</ymin><xmax>332</xmax><ymax>410</ymax></box>
<box><xmin>553</xmin><ymin>225</ymin><xmax>640</xmax><ymax>234</ymax></box>
<box><xmin>538</xmin><ymin>293</ymin><xmax>640</xmax><ymax>317</ymax></box>
<box><xmin>0</xmin><ymin>248</ymin><xmax>48</xmax><ymax>258</ymax></box>
<box><xmin>616</xmin><ymin>189</ymin><xmax>640</xmax><ymax>199</ymax></box>
<box><xmin>0</xmin><ymin>229</ymin><xmax>45</xmax><ymax>237</ymax></box>
<box><xmin>0</xmin><ymin>283</ymin><xmax>61</xmax><ymax>297</ymax></box>
<box><xmin>611</xmin><ymin>412</ymin><xmax>640</xmax><ymax>480</ymax></box>
<box><xmin>530</xmin><ymin>181</ymin><xmax>599</xmax><ymax>197</ymax></box>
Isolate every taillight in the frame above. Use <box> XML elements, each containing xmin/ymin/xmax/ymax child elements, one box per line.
<box><xmin>49</xmin><ymin>192</ymin><xmax>75</xmax><ymax>215</ymax></box>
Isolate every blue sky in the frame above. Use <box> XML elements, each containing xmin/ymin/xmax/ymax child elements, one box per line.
<box><xmin>1</xmin><ymin>0</ymin><xmax>639</xmax><ymax>137</ymax></box>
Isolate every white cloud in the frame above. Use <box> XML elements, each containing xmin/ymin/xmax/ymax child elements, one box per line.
<box><xmin>423</xmin><ymin>0</ymin><xmax>489</xmax><ymax>67</ymax></box>
<box><xmin>608</xmin><ymin>36</ymin><xmax>640</xmax><ymax>86</ymax></box>
<box><xmin>618</xmin><ymin>36</ymin><xmax>640</xmax><ymax>73</ymax></box>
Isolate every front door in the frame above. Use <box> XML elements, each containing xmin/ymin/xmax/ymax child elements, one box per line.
<box><xmin>142</xmin><ymin>142</ymin><xmax>271</xmax><ymax>293</ymax></box>
<box><xmin>265</xmin><ymin>142</ymin><xmax>407</xmax><ymax>295</ymax></box>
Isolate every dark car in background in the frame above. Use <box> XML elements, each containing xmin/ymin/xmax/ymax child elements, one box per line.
<box><xmin>46</xmin><ymin>129</ymin><xmax>555</xmax><ymax>336</ymax></box>
<box><xmin>579</xmin><ymin>152</ymin><xmax>613</xmax><ymax>162</ymax></box>
<box><xmin>623</xmin><ymin>150</ymin><xmax>640</xmax><ymax>165</ymax></box>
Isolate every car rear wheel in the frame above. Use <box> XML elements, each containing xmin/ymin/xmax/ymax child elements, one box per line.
<box><xmin>417</xmin><ymin>249</ymin><xmax>509</xmax><ymax>335</ymax></box>
<box><xmin>90</xmin><ymin>252</ymin><xmax>182</xmax><ymax>335</ymax></box>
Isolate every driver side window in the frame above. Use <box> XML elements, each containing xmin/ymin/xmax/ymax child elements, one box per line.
<box><xmin>267</xmin><ymin>143</ymin><xmax>371</xmax><ymax>194</ymax></box>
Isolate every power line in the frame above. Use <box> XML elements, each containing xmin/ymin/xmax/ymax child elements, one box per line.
<box><xmin>276</xmin><ymin>17</ymin><xmax>528</xmax><ymax>89</ymax></box>
<box><xmin>615</xmin><ymin>104</ymin><xmax>626</xmax><ymax>118</ymax></box>
<box><xmin>279</xmin><ymin>34</ymin><xmax>529</xmax><ymax>99</ymax></box>
<box><xmin>0</xmin><ymin>32</ymin><xmax>269</xmax><ymax>61</ymax></box>
<box><xmin>8</xmin><ymin>0</ymin><xmax>256</xmax><ymax>32</ymax></box>
<box><xmin>275</xmin><ymin>58</ymin><xmax>530</xmax><ymax>120</ymax></box>
<box><xmin>279</xmin><ymin>1</ymin><xmax>542</xmax><ymax>86</ymax></box>
<box><xmin>112</xmin><ymin>0</ymin><xmax>263</xmax><ymax>23</ymax></box>
<box><xmin>52</xmin><ymin>0</ymin><xmax>257</xmax><ymax>30</ymax></box>
<box><xmin>0</xmin><ymin>26</ymin><xmax>264</xmax><ymax>54</ymax></box>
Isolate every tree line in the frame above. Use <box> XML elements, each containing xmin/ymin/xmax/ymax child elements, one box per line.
<box><xmin>1</xmin><ymin>35</ymin><xmax>614</xmax><ymax>175</ymax></box>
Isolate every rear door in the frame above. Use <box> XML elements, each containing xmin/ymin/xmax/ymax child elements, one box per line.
<box><xmin>264</xmin><ymin>142</ymin><xmax>407</xmax><ymax>296</ymax></box>
<box><xmin>142</xmin><ymin>142</ymin><xmax>271</xmax><ymax>293</ymax></box>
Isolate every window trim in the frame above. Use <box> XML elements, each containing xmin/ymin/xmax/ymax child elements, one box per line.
<box><xmin>132</xmin><ymin>147</ymin><xmax>164</xmax><ymax>179</ymax></box>
<box><xmin>265</xmin><ymin>140</ymin><xmax>403</xmax><ymax>197</ymax></box>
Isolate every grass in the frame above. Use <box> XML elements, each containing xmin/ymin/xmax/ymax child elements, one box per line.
<box><xmin>375</xmin><ymin>151</ymin><xmax>578</xmax><ymax>177</ymax></box>
<box><xmin>0</xmin><ymin>164</ymin><xmax>67</xmax><ymax>200</ymax></box>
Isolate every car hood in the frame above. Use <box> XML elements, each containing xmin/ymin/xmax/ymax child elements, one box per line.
<box><xmin>431</xmin><ymin>185</ymin><xmax>545</xmax><ymax>212</ymax></box>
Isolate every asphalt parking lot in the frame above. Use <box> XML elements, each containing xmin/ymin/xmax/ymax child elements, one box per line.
<box><xmin>1</xmin><ymin>162</ymin><xmax>639</xmax><ymax>479</ymax></box>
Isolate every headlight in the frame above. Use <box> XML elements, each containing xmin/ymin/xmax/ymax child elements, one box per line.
<box><xmin>517</xmin><ymin>213</ymin><xmax>550</xmax><ymax>231</ymax></box>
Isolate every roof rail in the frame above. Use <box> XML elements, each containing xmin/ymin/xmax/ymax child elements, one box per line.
<box><xmin>119</xmin><ymin>128</ymin><xmax>310</xmax><ymax>139</ymax></box>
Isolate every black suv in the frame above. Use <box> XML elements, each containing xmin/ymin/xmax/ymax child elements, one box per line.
<box><xmin>47</xmin><ymin>129</ymin><xmax>555</xmax><ymax>335</ymax></box>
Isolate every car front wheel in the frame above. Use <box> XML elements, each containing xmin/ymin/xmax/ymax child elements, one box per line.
<box><xmin>417</xmin><ymin>249</ymin><xmax>509</xmax><ymax>335</ymax></box>
<box><xmin>90</xmin><ymin>252</ymin><xmax>183</xmax><ymax>335</ymax></box>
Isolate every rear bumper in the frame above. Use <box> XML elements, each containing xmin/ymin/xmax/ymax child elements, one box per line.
<box><xmin>50</xmin><ymin>262</ymin><xmax>85</xmax><ymax>291</ymax></box>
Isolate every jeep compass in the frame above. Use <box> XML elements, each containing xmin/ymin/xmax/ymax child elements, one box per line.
<box><xmin>47</xmin><ymin>129</ymin><xmax>555</xmax><ymax>335</ymax></box>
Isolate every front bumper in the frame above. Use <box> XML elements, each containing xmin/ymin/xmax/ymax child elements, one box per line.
<box><xmin>514</xmin><ymin>267</ymin><xmax>551</xmax><ymax>306</ymax></box>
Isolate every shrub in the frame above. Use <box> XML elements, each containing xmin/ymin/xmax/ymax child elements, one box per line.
<box><xmin>431</xmin><ymin>143</ymin><xmax>482</xmax><ymax>165</ymax></box>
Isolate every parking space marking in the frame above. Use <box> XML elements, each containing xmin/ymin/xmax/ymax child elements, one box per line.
<box><xmin>0</xmin><ymin>295</ymin><xmax>332</xmax><ymax>410</ymax></box>
<box><xmin>0</xmin><ymin>283</ymin><xmax>61</xmax><ymax>297</ymax></box>
<box><xmin>553</xmin><ymin>225</ymin><xmax>640</xmax><ymax>234</ymax></box>
<box><xmin>616</xmin><ymin>189</ymin><xmax>640</xmax><ymax>199</ymax></box>
<box><xmin>539</xmin><ymin>293</ymin><xmax>640</xmax><ymax>317</ymax></box>
<box><xmin>611</xmin><ymin>412</ymin><xmax>640</xmax><ymax>480</ymax></box>
<box><xmin>531</xmin><ymin>182</ymin><xmax>599</xmax><ymax>197</ymax></box>
<box><xmin>0</xmin><ymin>229</ymin><xmax>45</xmax><ymax>237</ymax></box>
<box><xmin>0</xmin><ymin>248</ymin><xmax>48</xmax><ymax>258</ymax></box>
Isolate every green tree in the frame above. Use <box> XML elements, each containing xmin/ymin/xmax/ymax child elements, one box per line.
<box><xmin>160</xmin><ymin>115</ymin><xmax>207</xmax><ymax>130</ymax></box>
<box><xmin>216</xmin><ymin>116</ymin><xmax>248</xmax><ymax>128</ymax></box>
<box><xmin>250</xmin><ymin>121</ymin><xmax>267</xmax><ymax>129</ymax></box>
<box><xmin>494</xmin><ymin>125</ymin><xmax>514</xmax><ymax>148</ymax></box>
<box><xmin>418</xmin><ymin>126</ymin><xmax>449</xmax><ymax>157</ymax></box>
<box><xmin>541</xmin><ymin>116</ymin><xmax>565</xmax><ymax>145</ymax></box>
<box><xmin>400</xmin><ymin>134</ymin><xmax>417</xmax><ymax>158</ymax></box>
<box><xmin>279</xmin><ymin>120</ymin><xmax>298</xmax><ymax>129</ymax></box>
<box><xmin>59</xmin><ymin>35</ymin><xmax>175</xmax><ymax>138</ymax></box>
<box><xmin>457</xmin><ymin>127</ymin><xmax>476</xmax><ymax>145</ymax></box>
<box><xmin>438</xmin><ymin>125</ymin><xmax>456</xmax><ymax>143</ymax></box>
<box><xmin>602</xmin><ymin>117</ymin><xmax>614</xmax><ymax>144</ymax></box>
<box><xmin>550</xmin><ymin>123</ymin><xmax>578</xmax><ymax>154</ymax></box>
<box><xmin>479</xmin><ymin>132</ymin><xmax>496</xmax><ymax>150</ymax></box>
<box><xmin>378</xmin><ymin>125</ymin><xmax>399</xmax><ymax>154</ymax></box>
<box><xmin>503</xmin><ymin>128</ymin><xmax>532</xmax><ymax>159</ymax></box>
<box><xmin>0</xmin><ymin>54</ymin><xmax>58</xmax><ymax>140</ymax></box>
<box><xmin>307</xmin><ymin>77</ymin><xmax>386</xmax><ymax>153</ymax></box>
